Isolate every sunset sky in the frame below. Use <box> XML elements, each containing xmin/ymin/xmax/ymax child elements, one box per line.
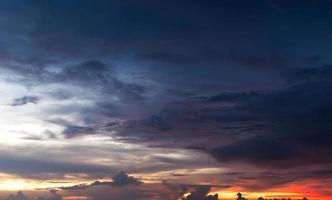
<box><xmin>0</xmin><ymin>0</ymin><xmax>331</xmax><ymax>200</ymax></box>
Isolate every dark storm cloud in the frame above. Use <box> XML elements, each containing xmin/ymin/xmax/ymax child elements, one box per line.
<box><xmin>209</xmin><ymin>137</ymin><xmax>294</xmax><ymax>163</ymax></box>
<box><xmin>2</xmin><ymin>0</ymin><xmax>331</xmax><ymax>96</ymax></box>
<box><xmin>11</xmin><ymin>96</ymin><xmax>39</xmax><ymax>106</ymax></box>
<box><xmin>0</xmin><ymin>0</ymin><xmax>332</xmax><ymax>196</ymax></box>
<box><xmin>25</xmin><ymin>0</ymin><xmax>329</xmax><ymax>69</ymax></box>
<box><xmin>121</xmin><ymin>65</ymin><xmax>332</xmax><ymax>171</ymax></box>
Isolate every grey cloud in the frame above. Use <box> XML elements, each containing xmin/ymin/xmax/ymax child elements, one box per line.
<box><xmin>60</xmin><ymin>171</ymin><xmax>141</xmax><ymax>191</ymax></box>
<box><xmin>55</xmin><ymin>118</ymin><xmax>121</xmax><ymax>138</ymax></box>
<box><xmin>209</xmin><ymin>136</ymin><xmax>295</xmax><ymax>164</ymax></box>
<box><xmin>287</xmin><ymin>65</ymin><xmax>332</xmax><ymax>83</ymax></box>
<box><xmin>0</xmin><ymin>1</ymin><xmax>331</xmax><ymax>196</ymax></box>
<box><xmin>6</xmin><ymin>190</ymin><xmax>62</xmax><ymax>200</ymax></box>
<box><xmin>59</xmin><ymin>178</ymin><xmax>217</xmax><ymax>200</ymax></box>
<box><xmin>36</xmin><ymin>190</ymin><xmax>62</xmax><ymax>200</ymax></box>
<box><xmin>11</xmin><ymin>96</ymin><xmax>39</xmax><ymax>106</ymax></box>
<box><xmin>119</xmin><ymin>65</ymin><xmax>332</xmax><ymax>172</ymax></box>
<box><xmin>0</xmin><ymin>153</ymin><xmax>115</xmax><ymax>179</ymax></box>
<box><xmin>26</xmin><ymin>0</ymin><xmax>326</xmax><ymax>71</ymax></box>
<box><xmin>112</xmin><ymin>171</ymin><xmax>142</xmax><ymax>187</ymax></box>
<box><xmin>59</xmin><ymin>60</ymin><xmax>112</xmax><ymax>85</ymax></box>
<box><xmin>1</xmin><ymin>0</ymin><xmax>319</xmax><ymax>98</ymax></box>
<box><xmin>59</xmin><ymin>61</ymin><xmax>146</xmax><ymax>103</ymax></box>
<box><xmin>4</xmin><ymin>59</ymin><xmax>146</xmax><ymax>105</ymax></box>
<box><xmin>6</xmin><ymin>191</ymin><xmax>29</xmax><ymax>200</ymax></box>
<box><xmin>62</xmin><ymin>125</ymin><xmax>96</xmax><ymax>138</ymax></box>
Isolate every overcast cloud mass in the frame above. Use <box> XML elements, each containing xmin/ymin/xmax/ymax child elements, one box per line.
<box><xmin>0</xmin><ymin>0</ymin><xmax>331</xmax><ymax>199</ymax></box>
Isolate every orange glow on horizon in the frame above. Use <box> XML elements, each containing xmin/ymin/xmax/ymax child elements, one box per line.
<box><xmin>207</xmin><ymin>191</ymin><xmax>304</xmax><ymax>200</ymax></box>
<box><xmin>63</xmin><ymin>196</ymin><xmax>89</xmax><ymax>200</ymax></box>
<box><xmin>208</xmin><ymin>182</ymin><xmax>330</xmax><ymax>200</ymax></box>
<box><xmin>0</xmin><ymin>173</ymin><xmax>329</xmax><ymax>200</ymax></box>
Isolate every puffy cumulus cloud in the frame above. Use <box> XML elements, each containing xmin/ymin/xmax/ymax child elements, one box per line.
<box><xmin>5</xmin><ymin>190</ymin><xmax>62</xmax><ymax>200</ymax></box>
<box><xmin>6</xmin><ymin>191</ymin><xmax>29</xmax><ymax>200</ymax></box>
<box><xmin>57</xmin><ymin>173</ymin><xmax>232</xmax><ymax>200</ymax></box>
<box><xmin>58</xmin><ymin>172</ymin><xmax>187</xmax><ymax>200</ymax></box>
<box><xmin>111</xmin><ymin>171</ymin><xmax>142</xmax><ymax>187</ymax></box>
<box><xmin>182</xmin><ymin>186</ymin><xmax>218</xmax><ymax>200</ymax></box>
<box><xmin>63</xmin><ymin>184</ymin><xmax>153</xmax><ymax>200</ymax></box>
<box><xmin>35</xmin><ymin>190</ymin><xmax>62</xmax><ymax>200</ymax></box>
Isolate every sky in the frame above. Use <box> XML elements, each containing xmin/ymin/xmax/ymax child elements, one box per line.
<box><xmin>0</xmin><ymin>0</ymin><xmax>331</xmax><ymax>199</ymax></box>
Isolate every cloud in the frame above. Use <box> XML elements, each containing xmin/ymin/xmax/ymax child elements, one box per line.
<box><xmin>5</xmin><ymin>190</ymin><xmax>62</xmax><ymax>200</ymax></box>
<box><xmin>60</xmin><ymin>171</ymin><xmax>142</xmax><ymax>190</ymax></box>
<box><xmin>36</xmin><ymin>190</ymin><xmax>62</xmax><ymax>200</ymax></box>
<box><xmin>61</xmin><ymin>125</ymin><xmax>96</xmax><ymax>138</ymax></box>
<box><xmin>0</xmin><ymin>59</ymin><xmax>147</xmax><ymax>138</ymax></box>
<box><xmin>120</xmin><ymin>65</ymin><xmax>332</xmax><ymax>172</ymax></box>
<box><xmin>58</xmin><ymin>173</ymin><xmax>183</xmax><ymax>200</ymax></box>
<box><xmin>10</xmin><ymin>96</ymin><xmax>39</xmax><ymax>106</ymax></box>
<box><xmin>6</xmin><ymin>191</ymin><xmax>29</xmax><ymax>200</ymax></box>
<box><xmin>58</xmin><ymin>61</ymin><xmax>146</xmax><ymax>103</ymax></box>
<box><xmin>182</xmin><ymin>186</ymin><xmax>218</xmax><ymax>200</ymax></box>
<box><xmin>3</xmin><ymin>59</ymin><xmax>146</xmax><ymax>106</ymax></box>
<box><xmin>2</xmin><ymin>0</ymin><xmax>324</xmax><ymax>98</ymax></box>
<box><xmin>23</xmin><ymin>1</ymin><xmax>325</xmax><ymax>72</ymax></box>
<box><xmin>0</xmin><ymin>1</ymin><xmax>331</xmax><ymax>197</ymax></box>
<box><xmin>111</xmin><ymin>171</ymin><xmax>142</xmax><ymax>187</ymax></box>
<box><xmin>60</xmin><ymin>60</ymin><xmax>111</xmax><ymax>84</ymax></box>
<box><xmin>0</xmin><ymin>152</ymin><xmax>115</xmax><ymax>178</ymax></box>
<box><xmin>287</xmin><ymin>65</ymin><xmax>332</xmax><ymax>83</ymax></box>
<box><xmin>209</xmin><ymin>136</ymin><xmax>294</xmax><ymax>164</ymax></box>
<box><xmin>57</xmin><ymin>173</ymin><xmax>223</xmax><ymax>200</ymax></box>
